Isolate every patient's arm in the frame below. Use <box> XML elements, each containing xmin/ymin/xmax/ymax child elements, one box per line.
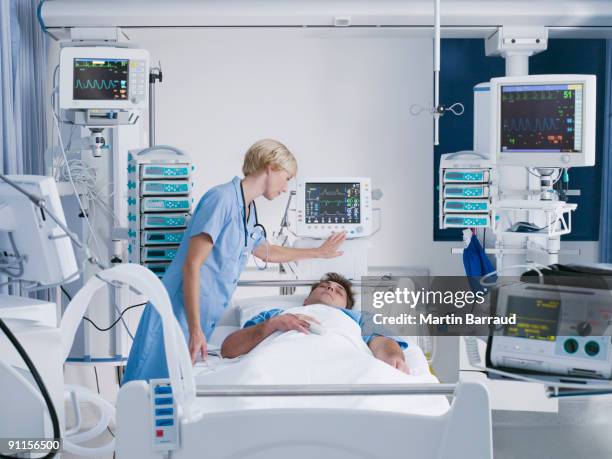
<box><xmin>368</xmin><ymin>336</ymin><xmax>410</xmax><ymax>374</ymax></box>
<box><xmin>221</xmin><ymin>314</ymin><xmax>315</xmax><ymax>358</ymax></box>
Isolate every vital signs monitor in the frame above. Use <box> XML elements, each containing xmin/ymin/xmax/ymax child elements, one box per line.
<box><xmin>490</xmin><ymin>74</ymin><xmax>596</xmax><ymax>168</ymax></box>
<box><xmin>59</xmin><ymin>46</ymin><xmax>149</xmax><ymax>111</ymax></box>
<box><xmin>296</xmin><ymin>177</ymin><xmax>372</xmax><ymax>239</ymax></box>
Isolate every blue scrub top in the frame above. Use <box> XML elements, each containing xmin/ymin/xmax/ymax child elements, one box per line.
<box><xmin>123</xmin><ymin>176</ymin><xmax>265</xmax><ymax>383</ymax></box>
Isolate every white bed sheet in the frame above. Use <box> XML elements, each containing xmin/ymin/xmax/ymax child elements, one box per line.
<box><xmin>196</xmin><ymin>304</ymin><xmax>449</xmax><ymax>416</ymax></box>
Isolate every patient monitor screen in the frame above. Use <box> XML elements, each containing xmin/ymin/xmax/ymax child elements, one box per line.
<box><xmin>305</xmin><ymin>182</ymin><xmax>360</xmax><ymax>224</ymax></box>
<box><xmin>73</xmin><ymin>58</ymin><xmax>129</xmax><ymax>100</ymax></box>
<box><xmin>500</xmin><ymin>83</ymin><xmax>583</xmax><ymax>153</ymax></box>
<box><xmin>503</xmin><ymin>296</ymin><xmax>561</xmax><ymax>341</ymax></box>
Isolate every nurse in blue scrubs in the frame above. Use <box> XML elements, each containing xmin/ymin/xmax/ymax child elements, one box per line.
<box><xmin>123</xmin><ymin>139</ymin><xmax>346</xmax><ymax>383</ymax></box>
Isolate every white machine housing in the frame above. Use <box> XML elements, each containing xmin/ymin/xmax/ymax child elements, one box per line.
<box><xmin>0</xmin><ymin>175</ymin><xmax>78</xmax><ymax>285</ymax></box>
<box><xmin>0</xmin><ymin>296</ymin><xmax>64</xmax><ymax>438</ymax></box>
<box><xmin>59</xmin><ymin>46</ymin><xmax>149</xmax><ymax>111</ymax></box>
<box><xmin>296</xmin><ymin>177</ymin><xmax>372</xmax><ymax>239</ymax></box>
<box><xmin>473</xmin><ymin>82</ymin><xmax>492</xmax><ymax>156</ymax></box>
<box><xmin>490</xmin><ymin>283</ymin><xmax>612</xmax><ymax>379</ymax></box>
<box><xmin>490</xmin><ymin>74</ymin><xmax>596</xmax><ymax>168</ymax></box>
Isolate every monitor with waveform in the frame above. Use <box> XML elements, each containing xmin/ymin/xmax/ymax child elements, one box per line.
<box><xmin>59</xmin><ymin>46</ymin><xmax>149</xmax><ymax>113</ymax></box>
<box><xmin>490</xmin><ymin>74</ymin><xmax>596</xmax><ymax>168</ymax></box>
<box><xmin>500</xmin><ymin>84</ymin><xmax>582</xmax><ymax>153</ymax></box>
<box><xmin>296</xmin><ymin>177</ymin><xmax>372</xmax><ymax>239</ymax></box>
<box><xmin>73</xmin><ymin>58</ymin><xmax>129</xmax><ymax>100</ymax></box>
<box><xmin>305</xmin><ymin>182</ymin><xmax>361</xmax><ymax>224</ymax></box>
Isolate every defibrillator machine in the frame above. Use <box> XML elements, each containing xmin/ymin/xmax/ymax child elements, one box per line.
<box><xmin>489</xmin><ymin>282</ymin><xmax>612</xmax><ymax>379</ymax></box>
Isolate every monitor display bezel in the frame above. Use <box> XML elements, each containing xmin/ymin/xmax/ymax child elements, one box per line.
<box><xmin>491</xmin><ymin>74</ymin><xmax>596</xmax><ymax>168</ymax></box>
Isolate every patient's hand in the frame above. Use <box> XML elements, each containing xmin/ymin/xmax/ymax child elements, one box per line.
<box><xmin>368</xmin><ymin>336</ymin><xmax>410</xmax><ymax>375</ymax></box>
<box><xmin>381</xmin><ymin>355</ymin><xmax>410</xmax><ymax>375</ymax></box>
<box><xmin>271</xmin><ymin>314</ymin><xmax>320</xmax><ymax>334</ymax></box>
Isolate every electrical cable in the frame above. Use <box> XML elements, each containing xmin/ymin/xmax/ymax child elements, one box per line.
<box><xmin>479</xmin><ymin>263</ymin><xmax>547</xmax><ymax>288</ymax></box>
<box><xmin>82</xmin><ymin>303</ymin><xmax>146</xmax><ymax>333</ymax></box>
<box><xmin>0</xmin><ymin>317</ymin><xmax>60</xmax><ymax>459</ymax></box>
<box><xmin>93</xmin><ymin>362</ymin><xmax>115</xmax><ymax>439</ymax></box>
<box><xmin>93</xmin><ymin>366</ymin><xmax>101</xmax><ymax>394</ymax></box>
<box><xmin>97</xmin><ymin>367</ymin><xmax>116</xmax><ymax>439</ymax></box>
<box><xmin>51</xmin><ymin>97</ymin><xmax>105</xmax><ymax>265</ymax></box>
<box><xmin>61</xmin><ymin>286</ymin><xmax>145</xmax><ymax>333</ymax></box>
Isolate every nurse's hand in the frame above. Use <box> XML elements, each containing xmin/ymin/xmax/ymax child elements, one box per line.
<box><xmin>315</xmin><ymin>232</ymin><xmax>346</xmax><ymax>259</ymax></box>
<box><xmin>189</xmin><ymin>327</ymin><xmax>208</xmax><ymax>364</ymax></box>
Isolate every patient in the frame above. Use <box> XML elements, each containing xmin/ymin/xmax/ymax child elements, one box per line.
<box><xmin>221</xmin><ymin>273</ymin><xmax>410</xmax><ymax>374</ymax></box>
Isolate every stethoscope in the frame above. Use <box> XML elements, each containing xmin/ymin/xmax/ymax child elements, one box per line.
<box><xmin>239</xmin><ymin>180</ymin><xmax>268</xmax><ymax>248</ymax></box>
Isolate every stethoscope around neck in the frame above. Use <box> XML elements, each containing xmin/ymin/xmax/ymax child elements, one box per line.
<box><xmin>239</xmin><ymin>180</ymin><xmax>267</xmax><ymax>248</ymax></box>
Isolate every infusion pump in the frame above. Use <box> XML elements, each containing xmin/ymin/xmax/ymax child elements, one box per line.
<box><xmin>489</xmin><ymin>283</ymin><xmax>612</xmax><ymax>379</ymax></box>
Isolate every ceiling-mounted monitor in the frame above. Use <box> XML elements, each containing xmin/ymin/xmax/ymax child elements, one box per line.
<box><xmin>491</xmin><ymin>74</ymin><xmax>596</xmax><ymax>168</ymax></box>
<box><xmin>59</xmin><ymin>46</ymin><xmax>149</xmax><ymax>111</ymax></box>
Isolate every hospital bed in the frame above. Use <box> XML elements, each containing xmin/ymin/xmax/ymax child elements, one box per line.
<box><xmin>116</xmin><ymin>288</ymin><xmax>494</xmax><ymax>459</ymax></box>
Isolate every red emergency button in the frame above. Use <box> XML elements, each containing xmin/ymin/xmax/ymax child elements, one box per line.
<box><xmin>156</xmin><ymin>429</ymin><xmax>164</xmax><ymax>438</ymax></box>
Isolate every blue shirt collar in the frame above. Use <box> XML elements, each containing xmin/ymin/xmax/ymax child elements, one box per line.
<box><xmin>231</xmin><ymin>176</ymin><xmax>243</xmax><ymax>210</ymax></box>
<box><xmin>232</xmin><ymin>176</ymin><xmax>250</xmax><ymax>220</ymax></box>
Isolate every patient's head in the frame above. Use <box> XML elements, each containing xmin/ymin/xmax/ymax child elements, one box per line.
<box><xmin>303</xmin><ymin>273</ymin><xmax>355</xmax><ymax>309</ymax></box>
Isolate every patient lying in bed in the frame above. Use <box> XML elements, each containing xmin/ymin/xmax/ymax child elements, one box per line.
<box><xmin>198</xmin><ymin>273</ymin><xmax>448</xmax><ymax>415</ymax></box>
<box><xmin>222</xmin><ymin>273</ymin><xmax>410</xmax><ymax>373</ymax></box>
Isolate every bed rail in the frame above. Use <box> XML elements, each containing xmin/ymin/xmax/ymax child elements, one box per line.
<box><xmin>237</xmin><ymin>279</ymin><xmax>396</xmax><ymax>288</ymax></box>
<box><xmin>196</xmin><ymin>383</ymin><xmax>455</xmax><ymax>397</ymax></box>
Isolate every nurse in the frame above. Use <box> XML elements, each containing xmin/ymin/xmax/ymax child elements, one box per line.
<box><xmin>123</xmin><ymin>139</ymin><xmax>346</xmax><ymax>382</ymax></box>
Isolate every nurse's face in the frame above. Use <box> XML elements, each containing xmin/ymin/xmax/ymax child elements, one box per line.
<box><xmin>263</xmin><ymin>167</ymin><xmax>292</xmax><ymax>200</ymax></box>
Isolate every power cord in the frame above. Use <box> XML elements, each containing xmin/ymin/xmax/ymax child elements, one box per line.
<box><xmin>61</xmin><ymin>286</ymin><xmax>146</xmax><ymax>334</ymax></box>
<box><xmin>0</xmin><ymin>317</ymin><xmax>60</xmax><ymax>459</ymax></box>
<box><xmin>92</xmin><ymin>367</ymin><xmax>116</xmax><ymax>438</ymax></box>
<box><xmin>83</xmin><ymin>304</ymin><xmax>146</xmax><ymax>333</ymax></box>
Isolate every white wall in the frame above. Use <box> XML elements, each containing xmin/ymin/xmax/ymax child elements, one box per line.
<box><xmin>48</xmin><ymin>28</ymin><xmax>600</xmax><ymax>276</ymax></box>
<box><xmin>127</xmin><ymin>28</ymin><xmax>601</xmax><ymax>274</ymax></box>
<box><xmin>124</xmin><ymin>28</ymin><xmax>458</xmax><ymax>272</ymax></box>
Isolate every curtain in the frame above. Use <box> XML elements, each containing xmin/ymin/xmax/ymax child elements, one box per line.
<box><xmin>600</xmin><ymin>40</ymin><xmax>612</xmax><ymax>263</ymax></box>
<box><xmin>0</xmin><ymin>0</ymin><xmax>47</xmax><ymax>175</ymax></box>
<box><xmin>0</xmin><ymin>0</ymin><xmax>47</xmax><ymax>295</ymax></box>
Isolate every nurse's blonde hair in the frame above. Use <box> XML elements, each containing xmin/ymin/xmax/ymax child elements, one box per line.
<box><xmin>242</xmin><ymin>139</ymin><xmax>297</xmax><ymax>177</ymax></box>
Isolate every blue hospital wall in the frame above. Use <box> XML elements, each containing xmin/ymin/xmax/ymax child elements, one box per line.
<box><xmin>434</xmin><ymin>39</ymin><xmax>606</xmax><ymax>242</ymax></box>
